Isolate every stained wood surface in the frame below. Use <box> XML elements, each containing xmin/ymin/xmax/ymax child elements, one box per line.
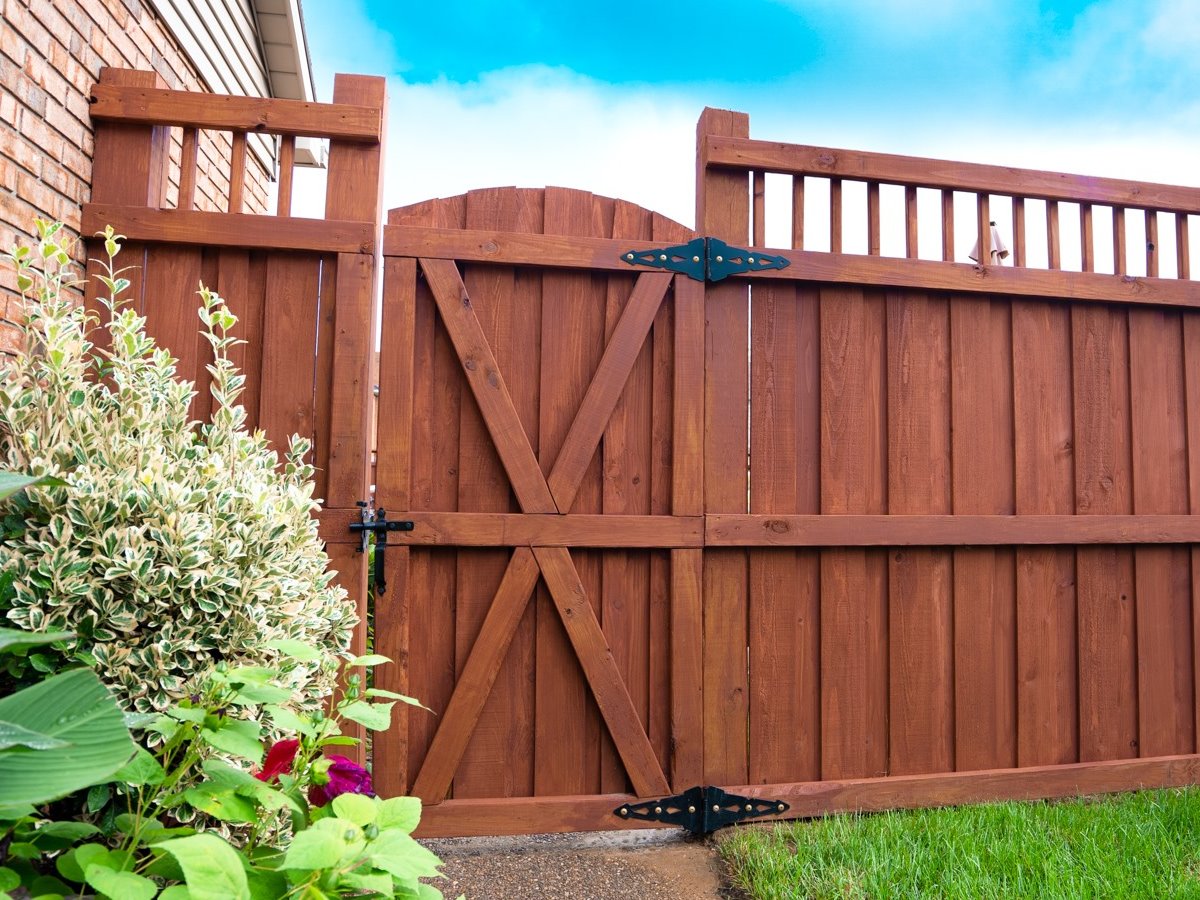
<box><xmin>89</xmin><ymin>82</ymin><xmax>382</xmax><ymax>140</ymax></box>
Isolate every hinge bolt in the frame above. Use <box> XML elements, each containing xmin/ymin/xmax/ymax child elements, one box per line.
<box><xmin>688</xmin><ymin>805</ymin><xmax>696</xmax><ymax>813</ymax></box>
<box><xmin>619</xmin><ymin>807</ymin><xmax>628</xmax><ymax>816</ymax></box>
<box><xmin>654</xmin><ymin>806</ymin><xmax>662</xmax><ymax>814</ymax></box>
<box><xmin>748</xmin><ymin>257</ymin><xmax>755</xmax><ymax>263</ymax></box>
<box><xmin>660</xmin><ymin>254</ymin><xmax>667</xmax><ymax>261</ymax></box>
<box><xmin>777</xmin><ymin>803</ymin><xmax>785</xmax><ymax>811</ymax></box>
<box><xmin>692</xmin><ymin>255</ymin><xmax>700</xmax><ymax>263</ymax></box>
<box><xmin>626</xmin><ymin>253</ymin><xmax>634</xmax><ymax>260</ymax></box>
<box><xmin>715</xmin><ymin>256</ymin><xmax>724</xmax><ymax>263</ymax></box>
<box><xmin>745</xmin><ymin>804</ymin><xmax>753</xmax><ymax>812</ymax></box>
<box><xmin>712</xmin><ymin>804</ymin><xmax>720</xmax><ymax>812</ymax></box>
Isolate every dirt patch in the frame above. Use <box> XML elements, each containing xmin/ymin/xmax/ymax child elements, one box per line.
<box><xmin>423</xmin><ymin>830</ymin><xmax>745</xmax><ymax>900</ymax></box>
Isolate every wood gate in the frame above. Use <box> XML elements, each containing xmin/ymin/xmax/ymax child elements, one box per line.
<box><xmin>376</xmin><ymin>109</ymin><xmax>1200</xmax><ymax>838</ymax></box>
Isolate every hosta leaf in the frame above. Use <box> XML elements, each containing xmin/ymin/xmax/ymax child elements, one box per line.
<box><xmin>0</xmin><ymin>626</ymin><xmax>74</xmax><ymax>654</ymax></box>
<box><xmin>0</xmin><ymin>720</ymin><xmax>70</xmax><ymax>751</ymax></box>
<box><xmin>0</xmin><ymin>669</ymin><xmax>135</xmax><ymax>805</ymax></box>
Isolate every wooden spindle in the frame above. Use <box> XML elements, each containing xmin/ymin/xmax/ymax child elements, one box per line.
<box><xmin>976</xmin><ymin>193</ymin><xmax>991</xmax><ymax>264</ymax></box>
<box><xmin>1012</xmin><ymin>197</ymin><xmax>1026</xmax><ymax>267</ymax></box>
<box><xmin>1145</xmin><ymin>210</ymin><xmax>1158</xmax><ymax>277</ymax></box>
<box><xmin>904</xmin><ymin>185</ymin><xmax>917</xmax><ymax>258</ymax></box>
<box><xmin>867</xmin><ymin>181</ymin><xmax>880</xmax><ymax>255</ymax></box>
<box><xmin>1080</xmin><ymin>202</ymin><xmax>1094</xmax><ymax>272</ymax></box>
<box><xmin>791</xmin><ymin>175</ymin><xmax>804</xmax><ymax>250</ymax></box>
<box><xmin>941</xmin><ymin>189</ymin><xmax>954</xmax><ymax>261</ymax></box>
<box><xmin>178</xmin><ymin>127</ymin><xmax>198</xmax><ymax>211</ymax></box>
<box><xmin>1178</xmin><ymin>214</ymin><xmax>1191</xmax><ymax>280</ymax></box>
<box><xmin>1047</xmin><ymin>200</ymin><xmax>1061</xmax><ymax>270</ymax></box>
<box><xmin>830</xmin><ymin>178</ymin><xmax>842</xmax><ymax>253</ymax></box>
<box><xmin>276</xmin><ymin>135</ymin><xmax>295</xmax><ymax>217</ymax></box>
<box><xmin>1113</xmin><ymin>206</ymin><xmax>1126</xmax><ymax>275</ymax></box>
<box><xmin>752</xmin><ymin>171</ymin><xmax>765</xmax><ymax>247</ymax></box>
<box><xmin>229</xmin><ymin>131</ymin><xmax>247</xmax><ymax>213</ymax></box>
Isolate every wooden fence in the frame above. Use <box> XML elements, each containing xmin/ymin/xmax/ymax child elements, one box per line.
<box><xmin>80</xmin><ymin>69</ymin><xmax>1200</xmax><ymax>837</ymax></box>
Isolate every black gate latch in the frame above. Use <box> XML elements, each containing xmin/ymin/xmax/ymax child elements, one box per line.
<box><xmin>350</xmin><ymin>503</ymin><xmax>414</xmax><ymax>596</ymax></box>
<box><xmin>615</xmin><ymin>786</ymin><xmax>789</xmax><ymax>835</ymax></box>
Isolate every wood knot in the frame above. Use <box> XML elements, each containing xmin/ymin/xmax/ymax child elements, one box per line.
<box><xmin>765</xmin><ymin>519</ymin><xmax>789</xmax><ymax>534</ymax></box>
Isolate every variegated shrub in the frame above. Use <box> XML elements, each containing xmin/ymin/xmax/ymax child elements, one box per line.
<box><xmin>0</xmin><ymin>222</ymin><xmax>355</xmax><ymax>714</ymax></box>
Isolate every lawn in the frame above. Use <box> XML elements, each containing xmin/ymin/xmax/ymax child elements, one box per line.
<box><xmin>718</xmin><ymin>789</ymin><xmax>1200</xmax><ymax>899</ymax></box>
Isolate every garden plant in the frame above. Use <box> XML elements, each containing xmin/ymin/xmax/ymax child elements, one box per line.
<box><xmin>0</xmin><ymin>223</ymin><xmax>446</xmax><ymax>899</ymax></box>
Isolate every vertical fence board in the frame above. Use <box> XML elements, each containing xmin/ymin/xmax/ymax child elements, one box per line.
<box><xmin>1013</xmin><ymin>300</ymin><xmax>1078</xmax><ymax>767</ymax></box>
<box><xmin>820</xmin><ymin>286</ymin><xmax>888</xmax><ymax>780</ymax></box>
<box><xmin>887</xmin><ymin>290</ymin><xmax>953</xmax><ymax>775</ymax></box>
<box><xmin>1072</xmin><ymin>304</ymin><xmax>1137</xmax><ymax>762</ymax></box>
<box><xmin>950</xmin><ymin>296</ymin><xmax>1017</xmax><ymax>771</ymax></box>
<box><xmin>749</xmin><ymin>281</ymin><xmax>821</xmax><ymax>784</ymax></box>
<box><xmin>258</xmin><ymin>254</ymin><xmax>320</xmax><ymax>459</ymax></box>
<box><xmin>1130</xmin><ymin>308</ymin><xmax>1194</xmax><ymax>757</ymax></box>
<box><xmin>699</xmin><ymin>108</ymin><xmax>751</xmax><ymax>786</ymax></box>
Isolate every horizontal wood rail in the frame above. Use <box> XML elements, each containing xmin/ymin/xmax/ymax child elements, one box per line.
<box><xmin>321</xmin><ymin>511</ymin><xmax>1200</xmax><ymax>548</ymax></box>
<box><xmin>706</xmin><ymin>135</ymin><xmax>1200</xmax><ymax>215</ymax></box>
<box><xmin>414</xmin><ymin>755</ymin><xmax>1200</xmax><ymax>837</ymax></box>
<box><xmin>385</xmin><ymin>224</ymin><xmax>667</xmax><ymax>271</ymax></box>
<box><xmin>82</xmin><ymin>205</ymin><xmax>376</xmax><ymax>254</ymax></box>
<box><xmin>749</xmin><ymin>247</ymin><xmax>1200</xmax><ymax>308</ymax></box>
<box><xmin>708</xmin><ymin>514</ymin><xmax>1200</xmax><ymax>546</ymax></box>
<box><xmin>89</xmin><ymin>83</ymin><xmax>382</xmax><ymax>142</ymax></box>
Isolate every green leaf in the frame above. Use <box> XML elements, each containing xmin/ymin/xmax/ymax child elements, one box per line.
<box><xmin>281</xmin><ymin>826</ymin><xmax>347</xmax><ymax>870</ymax></box>
<box><xmin>348</xmin><ymin>654</ymin><xmax>391</xmax><ymax>667</ymax></box>
<box><xmin>112</xmin><ymin>747</ymin><xmax>165</xmax><ymax>785</ymax></box>
<box><xmin>85</xmin><ymin>865</ymin><xmax>158</xmax><ymax>900</ymax></box>
<box><xmin>152</xmin><ymin>834</ymin><xmax>251</xmax><ymax>900</ymax></box>
<box><xmin>0</xmin><ymin>719</ymin><xmax>71</xmax><ymax>751</ymax></box>
<box><xmin>265</xmin><ymin>639</ymin><xmax>322</xmax><ymax>661</ymax></box>
<box><xmin>167</xmin><ymin>706</ymin><xmax>207</xmax><ymax>724</ymax></box>
<box><xmin>0</xmin><ymin>473</ymin><xmax>49</xmax><ymax>502</ymax></box>
<box><xmin>183</xmin><ymin>785</ymin><xmax>258</xmax><ymax>824</ymax></box>
<box><xmin>245</xmin><ymin>868</ymin><xmax>288</xmax><ymax>900</ymax></box>
<box><xmin>377</xmin><ymin>796</ymin><xmax>422</xmax><ymax>833</ymax></box>
<box><xmin>201</xmin><ymin>759</ymin><xmax>301</xmax><ymax>813</ymax></box>
<box><xmin>331</xmin><ymin>793</ymin><xmax>377</xmax><ymax>827</ymax></box>
<box><xmin>57</xmin><ymin>843</ymin><xmax>109</xmax><ymax>883</ymax></box>
<box><xmin>0</xmin><ymin>803</ymin><xmax>34</xmax><ymax>821</ymax></box>
<box><xmin>339</xmin><ymin>700</ymin><xmax>393</xmax><ymax>732</ymax></box>
<box><xmin>200</xmin><ymin>718</ymin><xmax>263</xmax><ymax>763</ymax></box>
<box><xmin>159</xmin><ymin>886</ymin><xmax>193</xmax><ymax>900</ymax></box>
<box><xmin>0</xmin><ymin>669</ymin><xmax>135</xmax><ymax>806</ymax></box>
<box><xmin>365</xmin><ymin>830</ymin><xmax>443</xmax><ymax>881</ymax></box>
<box><xmin>87</xmin><ymin>783</ymin><xmax>112</xmax><ymax>813</ymax></box>
<box><xmin>265</xmin><ymin>705</ymin><xmax>315</xmax><ymax>737</ymax></box>
<box><xmin>0</xmin><ymin>626</ymin><xmax>74</xmax><ymax>654</ymax></box>
<box><xmin>365</xmin><ymin>688</ymin><xmax>431</xmax><ymax>710</ymax></box>
<box><xmin>340</xmin><ymin>870</ymin><xmax>395</xmax><ymax>896</ymax></box>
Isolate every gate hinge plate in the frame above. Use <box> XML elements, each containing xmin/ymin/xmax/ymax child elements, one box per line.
<box><xmin>620</xmin><ymin>237</ymin><xmax>789</xmax><ymax>282</ymax></box>
<box><xmin>614</xmin><ymin>785</ymin><xmax>789</xmax><ymax>835</ymax></box>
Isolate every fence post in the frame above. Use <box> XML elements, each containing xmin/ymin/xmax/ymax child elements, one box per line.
<box><xmin>322</xmin><ymin>74</ymin><xmax>387</xmax><ymax>765</ymax></box>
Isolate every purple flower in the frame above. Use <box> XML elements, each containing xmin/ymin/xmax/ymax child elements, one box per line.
<box><xmin>307</xmin><ymin>755</ymin><xmax>374</xmax><ymax>806</ymax></box>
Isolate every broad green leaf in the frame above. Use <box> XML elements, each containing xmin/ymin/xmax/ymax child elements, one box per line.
<box><xmin>331</xmin><ymin>793</ymin><xmax>377</xmax><ymax>827</ymax></box>
<box><xmin>85</xmin><ymin>865</ymin><xmax>158</xmax><ymax>900</ymax></box>
<box><xmin>0</xmin><ymin>867</ymin><xmax>17</xmax><ymax>892</ymax></box>
<box><xmin>152</xmin><ymin>834</ymin><xmax>251</xmax><ymax>900</ymax></box>
<box><xmin>159</xmin><ymin>886</ymin><xmax>193</xmax><ymax>899</ymax></box>
<box><xmin>30</xmin><ymin>874</ymin><xmax>76</xmax><ymax>897</ymax></box>
<box><xmin>245</xmin><ymin>869</ymin><xmax>288</xmax><ymax>900</ymax></box>
<box><xmin>340</xmin><ymin>870</ymin><xmax>394</xmax><ymax>896</ymax></box>
<box><xmin>265</xmin><ymin>639</ymin><xmax>322</xmax><ymax>661</ymax></box>
<box><xmin>0</xmin><ymin>472</ymin><xmax>58</xmax><ymax>502</ymax></box>
<box><xmin>365</xmin><ymin>830</ymin><xmax>443</xmax><ymax>881</ymax></box>
<box><xmin>86</xmin><ymin>783</ymin><xmax>112</xmax><ymax>813</ymax></box>
<box><xmin>200</xmin><ymin>718</ymin><xmax>263</xmax><ymax>763</ymax></box>
<box><xmin>112</xmin><ymin>747</ymin><xmax>165</xmax><ymax>785</ymax></box>
<box><xmin>56</xmin><ymin>843</ymin><xmax>109</xmax><ymax>883</ymax></box>
<box><xmin>0</xmin><ymin>720</ymin><xmax>70</xmax><ymax>751</ymax></box>
<box><xmin>265</xmin><ymin>704</ymin><xmax>315</xmax><ymax>736</ymax></box>
<box><xmin>0</xmin><ymin>669</ymin><xmax>135</xmax><ymax>805</ymax></box>
<box><xmin>377</xmin><ymin>796</ymin><xmax>421</xmax><ymax>833</ymax></box>
<box><xmin>168</xmin><ymin>707</ymin><xmax>207</xmax><ymax>725</ymax></box>
<box><xmin>348</xmin><ymin>654</ymin><xmax>391</xmax><ymax>667</ymax></box>
<box><xmin>339</xmin><ymin>700</ymin><xmax>393</xmax><ymax>732</ymax></box>
<box><xmin>0</xmin><ymin>626</ymin><xmax>74</xmax><ymax>654</ymax></box>
<box><xmin>281</xmin><ymin>826</ymin><xmax>348</xmax><ymax>870</ymax></box>
<box><xmin>201</xmin><ymin>759</ymin><xmax>301</xmax><ymax>813</ymax></box>
<box><xmin>0</xmin><ymin>803</ymin><xmax>35</xmax><ymax>821</ymax></box>
<box><xmin>183</xmin><ymin>785</ymin><xmax>258</xmax><ymax>824</ymax></box>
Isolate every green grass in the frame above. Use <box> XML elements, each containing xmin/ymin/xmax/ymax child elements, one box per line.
<box><xmin>717</xmin><ymin>789</ymin><xmax>1200</xmax><ymax>899</ymax></box>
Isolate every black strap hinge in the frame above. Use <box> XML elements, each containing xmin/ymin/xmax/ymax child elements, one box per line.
<box><xmin>620</xmin><ymin>237</ymin><xmax>789</xmax><ymax>282</ymax></box>
<box><xmin>349</xmin><ymin>503</ymin><xmax>414</xmax><ymax>596</ymax></box>
<box><xmin>614</xmin><ymin>786</ymin><xmax>789</xmax><ymax>835</ymax></box>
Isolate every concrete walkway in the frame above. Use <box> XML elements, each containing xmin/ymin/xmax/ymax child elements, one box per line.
<box><xmin>422</xmin><ymin>829</ymin><xmax>742</xmax><ymax>900</ymax></box>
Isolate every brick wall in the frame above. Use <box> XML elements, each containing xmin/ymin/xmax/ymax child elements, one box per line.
<box><xmin>0</xmin><ymin>0</ymin><xmax>274</xmax><ymax>357</ymax></box>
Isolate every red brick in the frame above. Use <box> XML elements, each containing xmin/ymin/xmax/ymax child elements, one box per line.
<box><xmin>4</xmin><ymin>1</ymin><xmax>53</xmax><ymax>58</ymax></box>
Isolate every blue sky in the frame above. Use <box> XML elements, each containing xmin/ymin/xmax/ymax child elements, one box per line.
<box><xmin>298</xmin><ymin>0</ymin><xmax>1197</xmax><ymax>236</ymax></box>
